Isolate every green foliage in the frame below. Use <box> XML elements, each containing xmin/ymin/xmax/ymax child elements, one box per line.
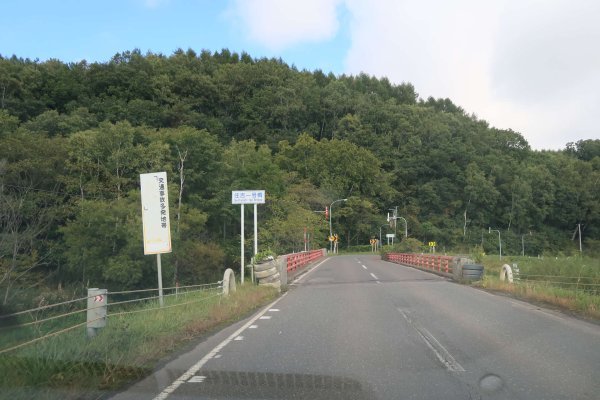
<box><xmin>382</xmin><ymin>238</ymin><xmax>426</xmax><ymax>254</ymax></box>
<box><xmin>253</xmin><ymin>249</ymin><xmax>276</xmax><ymax>263</ymax></box>
<box><xmin>0</xmin><ymin>50</ymin><xmax>598</xmax><ymax>307</ymax></box>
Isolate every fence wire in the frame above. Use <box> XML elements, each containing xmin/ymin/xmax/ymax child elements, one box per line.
<box><xmin>0</xmin><ymin>281</ymin><xmax>223</xmax><ymax>355</ymax></box>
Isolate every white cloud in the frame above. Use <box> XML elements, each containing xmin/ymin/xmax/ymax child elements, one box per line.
<box><xmin>343</xmin><ymin>0</ymin><xmax>600</xmax><ymax>149</ymax></box>
<box><xmin>227</xmin><ymin>0</ymin><xmax>342</xmax><ymax>51</ymax></box>
<box><xmin>229</xmin><ymin>0</ymin><xmax>600</xmax><ymax>149</ymax></box>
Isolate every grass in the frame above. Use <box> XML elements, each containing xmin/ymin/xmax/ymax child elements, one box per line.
<box><xmin>0</xmin><ymin>284</ymin><xmax>278</xmax><ymax>400</ymax></box>
<box><xmin>473</xmin><ymin>255</ymin><xmax>600</xmax><ymax>320</ymax></box>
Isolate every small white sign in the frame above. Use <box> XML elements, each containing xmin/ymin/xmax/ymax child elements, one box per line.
<box><xmin>140</xmin><ymin>172</ymin><xmax>172</xmax><ymax>254</ymax></box>
<box><xmin>231</xmin><ymin>190</ymin><xmax>265</xmax><ymax>204</ymax></box>
<box><xmin>386</xmin><ymin>234</ymin><xmax>396</xmax><ymax>238</ymax></box>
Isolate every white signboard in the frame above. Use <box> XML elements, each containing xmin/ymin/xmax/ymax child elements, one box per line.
<box><xmin>231</xmin><ymin>190</ymin><xmax>265</xmax><ymax>204</ymax></box>
<box><xmin>140</xmin><ymin>172</ymin><xmax>172</xmax><ymax>254</ymax></box>
<box><xmin>386</xmin><ymin>234</ymin><xmax>396</xmax><ymax>238</ymax></box>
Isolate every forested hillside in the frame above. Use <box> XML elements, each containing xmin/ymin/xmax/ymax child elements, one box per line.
<box><xmin>1</xmin><ymin>49</ymin><xmax>598</xmax><ymax>304</ymax></box>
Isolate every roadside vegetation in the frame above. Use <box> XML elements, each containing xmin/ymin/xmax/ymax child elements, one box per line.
<box><xmin>1</xmin><ymin>49</ymin><xmax>599</xmax><ymax>316</ymax></box>
<box><xmin>475</xmin><ymin>255</ymin><xmax>600</xmax><ymax>320</ymax></box>
<box><xmin>0</xmin><ymin>285</ymin><xmax>278</xmax><ymax>400</ymax></box>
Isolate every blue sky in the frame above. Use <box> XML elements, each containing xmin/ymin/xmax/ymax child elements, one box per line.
<box><xmin>1</xmin><ymin>0</ymin><xmax>350</xmax><ymax>74</ymax></box>
<box><xmin>2</xmin><ymin>0</ymin><xmax>598</xmax><ymax>149</ymax></box>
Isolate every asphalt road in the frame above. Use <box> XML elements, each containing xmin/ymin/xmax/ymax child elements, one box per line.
<box><xmin>112</xmin><ymin>255</ymin><xmax>600</xmax><ymax>400</ymax></box>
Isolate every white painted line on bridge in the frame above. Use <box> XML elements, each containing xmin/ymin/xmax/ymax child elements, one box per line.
<box><xmin>152</xmin><ymin>293</ymin><xmax>288</xmax><ymax>400</ymax></box>
<box><xmin>370</xmin><ymin>273</ymin><xmax>378</xmax><ymax>280</ymax></box>
<box><xmin>361</xmin><ymin>265</ymin><xmax>368</xmax><ymax>270</ymax></box>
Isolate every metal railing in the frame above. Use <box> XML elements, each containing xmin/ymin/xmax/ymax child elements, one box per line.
<box><xmin>286</xmin><ymin>250</ymin><xmax>325</xmax><ymax>274</ymax></box>
<box><xmin>0</xmin><ymin>281</ymin><xmax>223</xmax><ymax>355</ymax></box>
<box><xmin>385</xmin><ymin>253</ymin><xmax>455</xmax><ymax>275</ymax></box>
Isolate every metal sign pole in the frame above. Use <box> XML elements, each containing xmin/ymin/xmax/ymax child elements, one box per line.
<box><xmin>157</xmin><ymin>254</ymin><xmax>164</xmax><ymax>307</ymax></box>
<box><xmin>241</xmin><ymin>204</ymin><xmax>245</xmax><ymax>284</ymax></box>
<box><xmin>254</xmin><ymin>203</ymin><xmax>258</xmax><ymax>256</ymax></box>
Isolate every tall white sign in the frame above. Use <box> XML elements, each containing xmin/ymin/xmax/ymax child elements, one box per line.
<box><xmin>140</xmin><ymin>172</ymin><xmax>172</xmax><ymax>254</ymax></box>
<box><xmin>232</xmin><ymin>190</ymin><xmax>265</xmax><ymax>284</ymax></box>
<box><xmin>232</xmin><ymin>190</ymin><xmax>265</xmax><ymax>204</ymax></box>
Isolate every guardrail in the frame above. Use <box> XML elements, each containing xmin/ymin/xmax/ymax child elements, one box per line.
<box><xmin>0</xmin><ymin>281</ymin><xmax>223</xmax><ymax>355</ymax></box>
<box><xmin>286</xmin><ymin>250</ymin><xmax>325</xmax><ymax>274</ymax></box>
<box><xmin>386</xmin><ymin>253</ymin><xmax>454</xmax><ymax>274</ymax></box>
<box><xmin>383</xmin><ymin>252</ymin><xmax>483</xmax><ymax>281</ymax></box>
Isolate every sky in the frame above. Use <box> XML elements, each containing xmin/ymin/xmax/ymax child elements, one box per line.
<box><xmin>2</xmin><ymin>0</ymin><xmax>598</xmax><ymax>150</ymax></box>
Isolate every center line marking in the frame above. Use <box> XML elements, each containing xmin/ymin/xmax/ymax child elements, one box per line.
<box><xmin>248</xmin><ymin>325</ymin><xmax>258</xmax><ymax>329</ymax></box>
<box><xmin>361</xmin><ymin>265</ymin><xmax>367</xmax><ymax>270</ymax></box>
<box><xmin>370</xmin><ymin>272</ymin><xmax>378</xmax><ymax>280</ymax></box>
<box><xmin>259</xmin><ymin>316</ymin><xmax>271</xmax><ymax>320</ymax></box>
<box><xmin>269</xmin><ymin>309</ymin><xmax>280</xmax><ymax>312</ymax></box>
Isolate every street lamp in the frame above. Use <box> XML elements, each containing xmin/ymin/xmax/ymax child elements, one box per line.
<box><xmin>379</xmin><ymin>224</ymin><xmax>388</xmax><ymax>248</ymax></box>
<box><xmin>387</xmin><ymin>206</ymin><xmax>408</xmax><ymax>240</ymax></box>
<box><xmin>329</xmin><ymin>198</ymin><xmax>347</xmax><ymax>253</ymax></box>
<box><xmin>397</xmin><ymin>216</ymin><xmax>407</xmax><ymax>239</ymax></box>
<box><xmin>488</xmin><ymin>227</ymin><xmax>502</xmax><ymax>259</ymax></box>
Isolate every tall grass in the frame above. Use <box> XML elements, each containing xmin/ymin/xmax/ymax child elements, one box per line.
<box><xmin>0</xmin><ymin>285</ymin><xmax>278</xmax><ymax>400</ymax></box>
<box><xmin>475</xmin><ymin>255</ymin><xmax>600</xmax><ymax>319</ymax></box>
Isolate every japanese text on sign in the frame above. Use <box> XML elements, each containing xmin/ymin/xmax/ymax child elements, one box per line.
<box><xmin>231</xmin><ymin>190</ymin><xmax>265</xmax><ymax>204</ymax></box>
<box><xmin>140</xmin><ymin>172</ymin><xmax>172</xmax><ymax>255</ymax></box>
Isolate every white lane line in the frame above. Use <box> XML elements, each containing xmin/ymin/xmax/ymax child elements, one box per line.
<box><xmin>152</xmin><ymin>293</ymin><xmax>288</xmax><ymax>400</ymax></box>
<box><xmin>293</xmin><ymin>258</ymin><xmax>330</xmax><ymax>284</ymax></box>
<box><xmin>398</xmin><ymin>309</ymin><xmax>465</xmax><ymax>372</ymax></box>
<box><xmin>361</xmin><ymin>265</ymin><xmax>368</xmax><ymax>270</ymax></box>
<box><xmin>234</xmin><ymin>336</ymin><xmax>244</xmax><ymax>341</ymax></box>
<box><xmin>248</xmin><ymin>325</ymin><xmax>258</xmax><ymax>329</ymax></box>
<box><xmin>259</xmin><ymin>315</ymin><xmax>271</xmax><ymax>320</ymax></box>
<box><xmin>188</xmin><ymin>376</ymin><xmax>206</xmax><ymax>383</ymax></box>
<box><xmin>370</xmin><ymin>272</ymin><xmax>378</xmax><ymax>280</ymax></box>
<box><xmin>376</xmin><ymin>281</ymin><xmax>381</xmax><ymax>284</ymax></box>
<box><xmin>213</xmin><ymin>354</ymin><xmax>222</xmax><ymax>359</ymax></box>
<box><xmin>269</xmin><ymin>309</ymin><xmax>280</xmax><ymax>312</ymax></box>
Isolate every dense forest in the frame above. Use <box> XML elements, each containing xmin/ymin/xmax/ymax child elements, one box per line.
<box><xmin>1</xmin><ymin>49</ymin><xmax>598</xmax><ymax>305</ymax></box>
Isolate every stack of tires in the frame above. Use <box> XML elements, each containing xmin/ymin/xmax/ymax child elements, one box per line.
<box><xmin>253</xmin><ymin>259</ymin><xmax>281</xmax><ymax>289</ymax></box>
<box><xmin>461</xmin><ymin>264</ymin><xmax>484</xmax><ymax>281</ymax></box>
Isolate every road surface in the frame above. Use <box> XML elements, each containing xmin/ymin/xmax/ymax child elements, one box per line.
<box><xmin>112</xmin><ymin>255</ymin><xmax>600</xmax><ymax>399</ymax></box>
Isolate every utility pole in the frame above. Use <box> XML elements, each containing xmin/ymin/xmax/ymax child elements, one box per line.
<box><xmin>488</xmin><ymin>227</ymin><xmax>502</xmax><ymax>260</ymax></box>
<box><xmin>578</xmin><ymin>224</ymin><xmax>582</xmax><ymax>254</ymax></box>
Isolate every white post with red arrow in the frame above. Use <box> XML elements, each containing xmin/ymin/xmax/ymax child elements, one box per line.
<box><xmin>87</xmin><ymin>288</ymin><xmax>107</xmax><ymax>338</ymax></box>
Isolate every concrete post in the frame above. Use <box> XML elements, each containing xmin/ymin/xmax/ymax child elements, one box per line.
<box><xmin>87</xmin><ymin>288</ymin><xmax>107</xmax><ymax>338</ymax></box>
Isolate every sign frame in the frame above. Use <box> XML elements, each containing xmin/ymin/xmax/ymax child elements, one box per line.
<box><xmin>140</xmin><ymin>172</ymin><xmax>172</xmax><ymax>255</ymax></box>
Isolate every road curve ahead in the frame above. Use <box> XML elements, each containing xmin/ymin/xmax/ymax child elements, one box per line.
<box><xmin>112</xmin><ymin>255</ymin><xmax>600</xmax><ymax>400</ymax></box>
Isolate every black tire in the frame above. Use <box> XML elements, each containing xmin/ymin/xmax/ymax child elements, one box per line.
<box><xmin>461</xmin><ymin>264</ymin><xmax>484</xmax><ymax>271</ymax></box>
<box><xmin>462</xmin><ymin>273</ymin><xmax>483</xmax><ymax>280</ymax></box>
<box><xmin>255</xmin><ymin>267</ymin><xmax>278</xmax><ymax>279</ymax></box>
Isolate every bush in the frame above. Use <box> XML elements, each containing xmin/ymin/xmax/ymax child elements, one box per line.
<box><xmin>381</xmin><ymin>238</ymin><xmax>426</xmax><ymax>254</ymax></box>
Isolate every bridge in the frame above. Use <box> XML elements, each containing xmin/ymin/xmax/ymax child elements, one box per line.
<box><xmin>112</xmin><ymin>253</ymin><xmax>600</xmax><ymax>400</ymax></box>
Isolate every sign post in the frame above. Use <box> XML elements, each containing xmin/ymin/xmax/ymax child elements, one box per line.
<box><xmin>232</xmin><ymin>190</ymin><xmax>265</xmax><ymax>284</ymax></box>
<box><xmin>140</xmin><ymin>172</ymin><xmax>172</xmax><ymax>307</ymax></box>
<box><xmin>428</xmin><ymin>241</ymin><xmax>437</xmax><ymax>253</ymax></box>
